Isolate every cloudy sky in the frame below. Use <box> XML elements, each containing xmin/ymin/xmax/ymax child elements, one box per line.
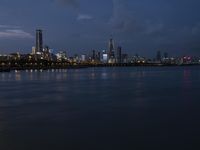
<box><xmin>0</xmin><ymin>0</ymin><xmax>200</xmax><ymax>57</ymax></box>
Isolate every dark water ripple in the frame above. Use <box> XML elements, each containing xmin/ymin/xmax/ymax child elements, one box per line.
<box><xmin>0</xmin><ymin>67</ymin><xmax>200</xmax><ymax>150</ymax></box>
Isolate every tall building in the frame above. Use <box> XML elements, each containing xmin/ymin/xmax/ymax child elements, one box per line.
<box><xmin>102</xmin><ymin>50</ymin><xmax>108</xmax><ymax>63</ymax></box>
<box><xmin>81</xmin><ymin>55</ymin><xmax>86</xmax><ymax>62</ymax></box>
<box><xmin>164</xmin><ymin>52</ymin><xmax>168</xmax><ymax>58</ymax></box>
<box><xmin>97</xmin><ymin>51</ymin><xmax>101</xmax><ymax>61</ymax></box>
<box><xmin>36</xmin><ymin>29</ymin><xmax>43</xmax><ymax>53</ymax></box>
<box><xmin>122</xmin><ymin>54</ymin><xmax>128</xmax><ymax>63</ymax></box>
<box><xmin>32</xmin><ymin>47</ymin><xmax>36</xmax><ymax>54</ymax></box>
<box><xmin>116</xmin><ymin>46</ymin><xmax>122</xmax><ymax>63</ymax></box>
<box><xmin>108</xmin><ymin>38</ymin><xmax>115</xmax><ymax>58</ymax></box>
<box><xmin>92</xmin><ymin>50</ymin><xmax>96</xmax><ymax>60</ymax></box>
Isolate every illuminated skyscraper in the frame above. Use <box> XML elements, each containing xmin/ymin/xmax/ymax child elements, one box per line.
<box><xmin>102</xmin><ymin>50</ymin><xmax>108</xmax><ymax>63</ymax></box>
<box><xmin>108</xmin><ymin>37</ymin><xmax>115</xmax><ymax>58</ymax></box>
<box><xmin>32</xmin><ymin>46</ymin><xmax>36</xmax><ymax>54</ymax></box>
<box><xmin>36</xmin><ymin>29</ymin><xmax>43</xmax><ymax>52</ymax></box>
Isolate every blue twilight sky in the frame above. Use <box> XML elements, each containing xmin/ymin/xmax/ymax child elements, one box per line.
<box><xmin>0</xmin><ymin>0</ymin><xmax>200</xmax><ymax>57</ymax></box>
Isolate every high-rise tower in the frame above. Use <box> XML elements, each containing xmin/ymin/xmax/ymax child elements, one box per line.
<box><xmin>36</xmin><ymin>29</ymin><xmax>43</xmax><ymax>52</ymax></box>
<box><xmin>108</xmin><ymin>38</ymin><xmax>115</xmax><ymax>58</ymax></box>
<box><xmin>116</xmin><ymin>46</ymin><xmax>122</xmax><ymax>64</ymax></box>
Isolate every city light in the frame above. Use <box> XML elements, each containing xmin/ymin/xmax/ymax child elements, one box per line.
<box><xmin>0</xmin><ymin>29</ymin><xmax>200</xmax><ymax>72</ymax></box>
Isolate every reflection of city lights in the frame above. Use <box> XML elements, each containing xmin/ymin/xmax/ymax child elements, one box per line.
<box><xmin>15</xmin><ymin>72</ymin><xmax>21</xmax><ymax>81</ymax></box>
<box><xmin>101</xmin><ymin>73</ymin><xmax>108</xmax><ymax>79</ymax></box>
<box><xmin>90</xmin><ymin>73</ymin><xmax>96</xmax><ymax>79</ymax></box>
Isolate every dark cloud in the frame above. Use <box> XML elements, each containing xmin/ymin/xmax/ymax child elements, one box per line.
<box><xmin>106</xmin><ymin>0</ymin><xmax>200</xmax><ymax>56</ymax></box>
<box><xmin>0</xmin><ymin>0</ymin><xmax>200</xmax><ymax>56</ymax></box>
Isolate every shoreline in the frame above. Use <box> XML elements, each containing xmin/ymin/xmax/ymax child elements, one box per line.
<box><xmin>0</xmin><ymin>63</ymin><xmax>199</xmax><ymax>72</ymax></box>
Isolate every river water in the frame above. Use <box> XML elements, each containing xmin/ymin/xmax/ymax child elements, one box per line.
<box><xmin>0</xmin><ymin>67</ymin><xmax>200</xmax><ymax>150</ymax></box>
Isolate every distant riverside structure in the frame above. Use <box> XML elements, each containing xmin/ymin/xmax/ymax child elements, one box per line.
<box><xmin>92</xmin><ymin>50</ymin><xmax>96</xmax><ymax>60</ymax></box>
<box><xmin>102</xmin><ymin>50</ymin><xmax>108</xmax><ymax>63</ymax></box>
<box><xmin>36</xmin><ymin>29</ymin><xmax>43</xmax><ymax>53</ymax></box>
<box><xmin>164</xmin><ymin>52</ymin><xmax>168</xmax><ymax>58</ymax></box>
<box><xmin>108</xmin><ymin>37</ymin><xmax>115</xmax><ymax>59</ymax></box>
<box><xmin>32</xmin><ymin>46</ymin><xmax>36</xmax><ymax>54</ymax></box>
<box><xmin>116</xmin><ymin>46</ymin><xmax>122</xmax><ymax>63</ymax></box>
<box><xmin>1</xmin><ymin>28</ymin><xmax>199</xmax><ymax>70</ymax></box>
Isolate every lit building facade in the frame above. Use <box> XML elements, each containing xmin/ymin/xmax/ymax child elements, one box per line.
<box><xmin>108</xmin><ymin>38</ymin><xmax>115</xmax><ymax>59</ymax></box>
<box><xmin>36</xmin><ymin>29</ymin><xmax>43</xmax><ymax>53</ymax></box>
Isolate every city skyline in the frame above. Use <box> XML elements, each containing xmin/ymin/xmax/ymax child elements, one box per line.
<box><xmin>0</xmin><ymin>0</ymin><xmax>200</xmax><ymax>57</ymax></box>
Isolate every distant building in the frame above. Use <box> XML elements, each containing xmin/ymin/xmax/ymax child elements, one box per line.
<box><xmin>116</xmin><ymin>46</ymin><xmax>122</xmax><ymax>63</ymax></box>
<box><xmin>36</xmin><ymin>29</ymin><xmax>43</xmax><ymax>53</ymax></box>
<box><xmin>164</xmin><ymin>52</ymin><xmax>168</xmax><ymax>58</ymax></box>
<box><xmin>96</xmin><ymin>51</ymin><xmax>101</xmax><ymax>61</ymax></box>
<box><xmin>32</xmin><ymin>47</ymin><xmax>36</xmax><ymax>54</ymax></box>
<box><xmin>108</xmin><ymin>37</ymin><xmax>115</xmax><ymax>59</ymax></box>
<box><xmin>10</xmin><ymin>53</ymin><xmax>21</xmax><ymax>61</ymax></box>
<box><xmin>56</xmin><ymin>51</ymin><xmax>67</xmax><ymax>61</ymax></box>
<box><xmin>43</xmin><ymin>46</ymin><xmax>51</xmax><ymax>61</ymax></box>
<box><xmin>102</xmin><ymin>50</ymin><xmax>108</xmax><ymax>63</ymax></box>
<box><xmin>0</xmin><ymin>54</ymin><xmax>9</xmax><ymax>62</ymax></box>
<box><xmin>73</xmin><ymin>54</ymin><xmax>79</xmax><ymax>62</ymax></box>
<box><xmin>92</xmin><ymin>50</ymin><xmax>96</xmax><ymax>60</ymax></box>
<box><xmin>122</xmin><ymin>54</ymin><xmax>128</xmax><ymax>63</ymax></box>
<box><xmin>81</xmin><ymin>55</ymin><xmax>86</xmax><ymax>62</ymax></box>
<box><xmin>44</xmin><ymin>46</ymin><xmax>50</xmax><ymax>53</ymax></box>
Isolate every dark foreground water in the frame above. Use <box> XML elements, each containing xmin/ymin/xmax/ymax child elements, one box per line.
<box><xmin>0</xmin><ymin>66</ymin><xmax>200</xmax><ymax>150</ymax></box>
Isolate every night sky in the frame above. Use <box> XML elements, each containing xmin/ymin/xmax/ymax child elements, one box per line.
<box><xmin>0</xmin><ymin>0</ymin><xmax>200</xmax><ymax>57</ymax></box>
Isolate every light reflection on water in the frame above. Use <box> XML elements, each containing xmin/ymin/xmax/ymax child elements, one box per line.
<box><xmin>0</xmin><ymin>66</ymin><xmax>200</xmax><ymax>150</ymax></box>
<box><xmin>0</xmin><ymin>69</ymin><xmax>137</xmax><ymax>81</ymax></box>
<box><xmin>0</xmin><ymin>66</ymin><xmax>198</xmax><ymax>104</ymax></box>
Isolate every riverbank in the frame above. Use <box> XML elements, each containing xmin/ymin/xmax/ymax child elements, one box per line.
<box><xmin>0</xmin><ymin>63</ymin><xmax>199</xmax><ymax>72</ymax></box>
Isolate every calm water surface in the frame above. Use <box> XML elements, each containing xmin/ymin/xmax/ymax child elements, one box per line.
<box><xmin>0</xmin><ymin>67</ymin><xmax>200</xmax><ymax>150</ymax></box>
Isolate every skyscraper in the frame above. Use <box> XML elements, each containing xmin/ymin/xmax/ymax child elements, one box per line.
<box><xmin>36</xmin><ymin>29</ymin><xmax>43</xmax><ymax>53</ymax></box>
<box><xmin>108</xmin><ymin>38</ymin><xmax>115</xmax><ymax>58</ymax></box>
<box><xmin>164</xmin><ymin>52</ymin><xmax>168</xmax><ymax>58</ymax></box>
<box><xmin>32</xmin><ymin>47</ymin><xmax>36</xmax><ymax>54</ymax></box>
<box><xmin>97</xmin><ymin>52</ymin><xmax>101</xmax><ymax>61</ymax></box>
<box><xmin>116</xmin><ymin>46</ymin><xmax>122</xmax><ymax>64</ymax></box>
<box><xmin>92</xmin><ymin>50</ymin><xmax>96</xmax><ymax>60</ymax></box>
